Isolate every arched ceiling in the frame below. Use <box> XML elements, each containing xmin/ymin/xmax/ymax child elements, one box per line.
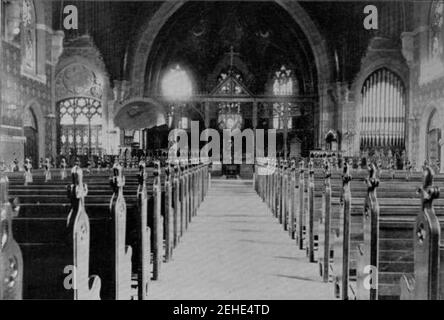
<box><xmin>145</xmin><ymin>1</ymin><xmax>318</xmax><ymax>96</ymax></box>
<box><xmin>54</xmin><ymin>1</ymin><xmax>412</xmax><ymax>92</ymax></box>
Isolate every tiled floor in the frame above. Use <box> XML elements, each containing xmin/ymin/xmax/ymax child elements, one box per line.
<box><xmin>148</xmin><ymin>179</ymin><xmax>333</xmax><ymax>300</ymax></box>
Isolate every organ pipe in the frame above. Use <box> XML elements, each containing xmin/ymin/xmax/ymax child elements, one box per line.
<box><xmin>388</xmin><ymin>72</ymin><xmax>394</xmax><ymax>145</ymax></box>
<box><xmin>400</xmin><ymin>86</ymin><xmax>405</xmax><ymax>146</ymax></box>
<box><xmin>363</xmin><ymin>80</ymin><xmax>368</xmax><ymax>146</ymax></box>
<box><xmin>367</xmin><ymin>76</ymin><xmax>376</xmax><ymax>145</ymax></box>
<box><xmin>382</xmin><ymin>70</ymin><xmax>387</xmax><ymax>146</ymax></box>
<box><xmin>377</xmin><ymin>71</ymin><xmax>382</xmax><ymax>146</ymax></box>
<box><xmin>397</xmin><ymin>78</ymin><xmax>403</xmax><ymax>146</ymax></box>
<box><xmin>359</xmin><ymin>68</ymin><xmax>406</xmax><ymax>150</ymax></box>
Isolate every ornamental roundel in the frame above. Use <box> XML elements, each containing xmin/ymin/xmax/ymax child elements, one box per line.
<box><xmin>56</xmin><ymin>64</ymin><xmax>104</xmax><ymax>100</ymax></box>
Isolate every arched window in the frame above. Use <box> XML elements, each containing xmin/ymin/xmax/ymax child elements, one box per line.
<box><xmin>272</xmin><ymin>66</ymin><xmax>295</xmax><ymax>130</ymax></box>
<box><xmin>162</xmin><ymin>65</ymin><xmax>192</xmax><ymax>130</ymax></box>
<box><xmin>360</xmin><ymin>68</ymin><xmax>406</xmax><ymax>149</ymax></box>
<box><xmin>273</xmin><ymin>66</ymin><xmax>295</xmax><ymax>96</ymax></box>
<box><xmin>21</xmin><ymin>0</ymin><xmax>37</xmax><ymax>74</ymax></box>
<box><xmin>216</xmin><ymin>68</ymin><xmax>245</xmax><ymax>94</ymax></box>
<box><xmin>161</xmin><ymin>65</ymin><xmax>192</xmax><ymax>101</ymax></box>
<box><xmin>23</xmin><ymin>107</ymin><xmax>38</xmax><ymax>167</ymax></box>
<box><xmin>430</xmin><ymin>1</ymin><xmax>444</xmax><ymax>59</ymax></box>
<box><xmin>58</xmin><ymin>98</ymin><xmax>103</xmax><ymax>156</ymax></box>
<box><xmin>23</xmin><ymin>107</ymin><xmax>37</xmax><ymax>129</ymax></box>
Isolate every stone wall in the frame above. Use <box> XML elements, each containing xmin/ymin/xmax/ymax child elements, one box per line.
<box><xmin>0</xmin><ymin>0</ymin><xmax>54</xmax><ymax>169</ymax></box>
<box><xmin>408</xmin><ymin>1</ymin><xmax>444</xmax><ymax>171</ymax></box>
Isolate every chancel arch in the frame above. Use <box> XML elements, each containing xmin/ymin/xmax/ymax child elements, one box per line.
<box><xmin>129</xmin><ymin>0</ymin><xmax>332</xmax><ymax>94</ymax></box>
<box><xmin>128</xmin><ymin>0</ymin><xmax>332</xmax><ymax>148</ymax></box>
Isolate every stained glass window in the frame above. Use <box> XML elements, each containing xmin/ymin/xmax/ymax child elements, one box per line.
<box><xmin>272</xmin><ymin>66</ymin><xmax>294</xmax><ymax>130</ymax></box>
<box><xmin>21</xmin><ymin>0</ymin><xmax>36</xmax><ymax>74</ymax></box>
<box><xmin>273</xmin><ymin>66</ymin><xmax>294</xmax><ymax>96</ymax></box>
<box><xmin>215</xmin><ymin>68</ymin><xmax>247</xmax><ymax>95</ymax></box>
<box><xmin>431</xmin><ymin>1</ymin><xmax>444</xmax><ymax>58</ymax></box>
<box><xmin>217</xmin><ymin>69</ymin><xmax>243</xmax><ymax>83</ymax></box>
<box><xmin>58</xmin><ymin>98</ymin><xmax>103</xmax><ymax>155</ymax></box>
<box><xmin>162</xmin><ymin>65</ymin><xmax>192</xmax><ymax>100</ymax></box>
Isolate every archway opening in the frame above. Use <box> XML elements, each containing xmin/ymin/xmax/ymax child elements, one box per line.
<box><xmin>23</xmin><ymin>106</ymin><xmax>39</xmax><ymax>168</ymax></box>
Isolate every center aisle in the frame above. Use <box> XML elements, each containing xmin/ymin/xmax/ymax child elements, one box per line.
<box><xmin>148</xmin><ymin>178</ymin><xmax>333</xmax><ymax>300</ymax></box>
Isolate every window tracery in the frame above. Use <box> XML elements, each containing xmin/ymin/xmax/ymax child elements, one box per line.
<box><xmin>58</xmin><ymin>98</ymin><xmax>103</xmax><ymax>155</ymax></box>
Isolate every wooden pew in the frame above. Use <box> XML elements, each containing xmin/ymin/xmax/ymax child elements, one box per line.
<box><xmin>331</xmin><ymin>162</ymin><xmax>352</xmax><ymax>299</ymax></box>
<box><xmin>330</xmin><ymin>165</ymin><xmax>444</xmax><ymax>300</ymax></box>
<box><xmin>254</xmin><ymin>158</ymin><xmax>444</xmax><ymax>300</ymax></box>
<box><xmin>9</xmin><ymin>165</ymin><xmax>101</xmax><ymax>299</ymax></box>
<box><xmin>306</xmin><ymin>160</ymin><xmax>316</xmax><ymax>262</ymax></box>
<box><xmin>0</xmin><ymin>166</ymin><xmax>23</xmax><ymax>299</ymax></box>
<box><xmin>400</xmin><ymin>166</ymin><xmax>441</xmax><ymax>300</ymax></box>
<box><xmin>318</xmin><ymin>160</ymin><xmax>332</xmax><ymax>283</ymax></box>
<box><xmin>288</xmin><ymin>160</ymin><xmax>297</xmax><ymax>240</ymax></box>
<box><xmin>355</xmin><ymin>164</ymin><xmax>379</xmax><ymax>300</ymax></box>
<box><xmin>5</xmin><ymin>157</ymin><xmax>210</xmax><ymax>300</ymax></box>
<box><xmin>9</xmin><ymin>164</ymin><xmax>133</xmax><ymax>299</ymax></box>
<box><xmin>135</xmin><ymin>161</ymin><xmax>150</xmax><ymax>300</ymax></box>
<box><xmin>164</xmin><ymin>163</ymin><xmax>173</xmax><ymax>263</ymax></box>
<box><xmin>108</xmin><ymin>163</ymin><xmax>132</xmax><ymax>299</ymax></box>
<box><xmin>9</xmin><ymin>165</ymin><xmax>157</xmax><ymax>299</ymax></box>
<box><xmin>297</xmin><ymin>161</ymin><xmax>305</xmax><ymax>250</ymax></box>
<box><xmin>310</xmin><ymin>163</ymin><xmax>437</xmax><ymax>297</ymax></box>
<box><xmin>151</xmin><ymin>162</ymin><xmax>162</xmax><ymax>281</ymax></box>
<box><xmin>173</xmin><ymin>165</ymin><xmax>181</xmax><ymax>247</ymax></box>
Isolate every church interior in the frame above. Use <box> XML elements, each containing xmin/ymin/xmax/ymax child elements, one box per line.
<box><xmin>1</xmin><ymin>0</ymin><xmax>437</xmax><ymax>172</ymax></box>
<box><xmin>2</xmin><ymin>0</ymin><xmax>444</xmax><ymax>301</ymax></box>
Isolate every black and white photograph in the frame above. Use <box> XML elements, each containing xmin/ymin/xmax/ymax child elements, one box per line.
<box><xmin>0</xmin><ymin>0</ymin><xmax>441</xmax><ymax>306</ymax></box>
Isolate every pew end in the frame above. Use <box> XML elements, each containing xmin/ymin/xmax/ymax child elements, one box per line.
<box><xmin>399</xmin><ymin>274</ymin><xmax>415</xmax><ymax>300</ymax></box>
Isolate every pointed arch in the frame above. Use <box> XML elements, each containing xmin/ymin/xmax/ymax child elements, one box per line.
<box><xmin>128</xmin><ymin>0</ymin><xmax>332</xmax><ymax>97</ymax></box>
<box><xmin>23</xmin><ymin>100</ymin><xmax>46</xmax><ymax>162</ymax></box>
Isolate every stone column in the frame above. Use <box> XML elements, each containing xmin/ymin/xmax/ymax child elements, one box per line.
<box><xmin>45</xmin><ymin>113</ymin><xmax>56</xmax><ymax>159</ymax></box>
<box><xmin>440</xmin><ymin>138</ymin><xmax>444</xmax><ymax>173</ymax></box>
<box><xmin>283</xmin><ymin>104</ymin><xmax>288</xmax><ymax>159</ymax></box>
<box><xmin>50</xmin><ymin>30</ymin><xmax>64</xmax><ymax>159</ymax></box>
<box><xmin>106</xmin><ymin>98</ymin><xmax>120</xmax><ymax>155</ymax></box>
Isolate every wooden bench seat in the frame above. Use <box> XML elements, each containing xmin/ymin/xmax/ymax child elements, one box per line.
<box><xmin>254</xmin><ymin>159</ymin><xmax>444</xmax><ymax>300</ymax></box>
<box><xmin>2</xmin><ymin>160</ymin><xmax>210</xmax><ymax>300</ymax></box>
